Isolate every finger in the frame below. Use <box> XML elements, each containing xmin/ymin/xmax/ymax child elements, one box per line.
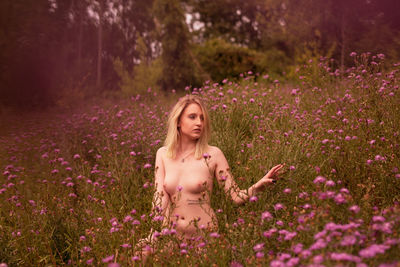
<box><xmin>271</xmin><ymin>165</ymin><xmax>283</xmax><ymax>173</ymax></box>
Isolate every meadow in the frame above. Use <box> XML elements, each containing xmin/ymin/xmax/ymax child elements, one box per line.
<box><xmin>1</xmin><ymin>52</ymin><xmax>400</xmax><ymax>266</ymax></box>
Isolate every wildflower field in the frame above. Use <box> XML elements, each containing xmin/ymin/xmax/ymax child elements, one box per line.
<box><xmin>1</xmin><ymin>53</ymin><xmax>400</xmax><ymax>266</ymax></box>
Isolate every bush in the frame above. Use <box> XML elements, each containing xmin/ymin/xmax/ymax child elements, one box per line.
<box><xmin>195</xmin><ymin>38</ymin><xmax>289</xmax><ymax>82</ymax></box>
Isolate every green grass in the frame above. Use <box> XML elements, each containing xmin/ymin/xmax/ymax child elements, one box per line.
<box><xmin>0</xmin><ymin>53</ymin><xmax>400</xmax><ymax>266</ymax></box>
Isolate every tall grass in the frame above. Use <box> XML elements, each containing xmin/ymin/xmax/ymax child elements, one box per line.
<box><xmin>1</xmin><ymin>53</ymin><xmax>399</xmax><ymax>266</ymax></box>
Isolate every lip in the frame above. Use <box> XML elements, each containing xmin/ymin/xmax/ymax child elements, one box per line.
<box><xmin>193</xmin><ymin>129</ymin><xmax>202</xmax><ymax>132</ymax></box>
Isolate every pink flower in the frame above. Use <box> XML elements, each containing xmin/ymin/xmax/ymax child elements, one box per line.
<box><xmin>349</xmin><ymin>205</ymin><xmax>360</xmax><ymax>213</ymax></box>
<box><xmin>283</xmin><ymin>188</ymin><xmax>292</xmax><ymax>194</ymax></box>
<box><xmin>334</xmin><ymin>193</ymin><xmax>346</xmax><ymax>204</ymax></box>
<box><xmin>255</xmin><ymin>252</ymin><xmax>264</xmax><ymax>258</ymax></box>
<box><xmin>249</xmin><ymin>196</ymin><xmax>258</xmax><ymax>202</ymax></box>
<box><xmin>326</xmin><ymin>180</ymin><xmax>335</xmax><ymax>187</ymax></box>
<box><xmin>143</xmin><ymin>163</ymin><xmax>152</xmax><ymax>169</ymax></box>
<box><xmin>261</xmin><ymin>211</ymin><xmax>272</xmax><ymax>221</ymax></box>
<box><xmin>313</xmin><ymin>176</ymin><xmax>326</xmax><ymax>184</ymax></box>
<box><xmin>253</xmin><ymin>243</ymin><xmax>264</xmax><ymax>251</ymax></box>
<box><xmin>330</xmin><ymin>252</ymin><xmax>361</xmax><ymax>262</ymax></box>
<box><xmin>209</xmin><ymin>232</ymin><xmax>220</xmax><ymax>238</ymax></box>
<box><xmin>359</xmin><ymin>244</ymin><xmax>389</xmax><ymax>258</ymax></box>
<box><xmin>102</xmin><ymin>255</ymin><xmax>114</xmax><ymax>263</ymax></box>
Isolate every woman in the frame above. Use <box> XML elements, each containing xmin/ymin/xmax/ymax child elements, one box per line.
<box><xmin>139</xmin><ymin>95</ymin><xmax>284</xmax><ymax>257</ymax></box>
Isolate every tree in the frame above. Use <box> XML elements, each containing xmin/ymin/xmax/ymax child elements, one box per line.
<box><xmin>153</xmin><ymin>0</ymin><xmax>199</xmax><ymax>91</ymax></box>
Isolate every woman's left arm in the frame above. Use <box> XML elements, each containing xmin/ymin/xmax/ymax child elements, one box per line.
<box><xmin>213</xmin><ymin>147</ymin><xmax>284</xmax><ymax>205</ymax></box>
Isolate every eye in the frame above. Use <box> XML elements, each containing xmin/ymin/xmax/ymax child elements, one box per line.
<box><xmin>189</xmin><ymin>114</ymin><xmax>196</xmax><ymax>119</ymax></box>
<box><xmin>200</xmin><ymin>115</ymin><xmax>204</xmax><ymax>121</ymax></box>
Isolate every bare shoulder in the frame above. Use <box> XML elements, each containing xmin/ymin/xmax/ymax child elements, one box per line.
<box><xmin>156</xmin><ymin>146</ymin><xmax>167</xmax><ymax>159</ymax></box>
<box><xmin>207</xmin><ymin>145</ymin><xmax>225</xmax><ymax>159</ymax></box>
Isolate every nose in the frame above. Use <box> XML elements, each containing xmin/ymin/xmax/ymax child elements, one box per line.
<box><xmin>195</xmin><ymin>117</ymin><xmax>202</xmax><ymax>126</ymax></box>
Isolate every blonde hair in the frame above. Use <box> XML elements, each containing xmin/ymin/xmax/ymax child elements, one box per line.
<box><xmin>164</xmin><ymin>95</ymin><xmax>211</xmax><ymax>159</ymax></box>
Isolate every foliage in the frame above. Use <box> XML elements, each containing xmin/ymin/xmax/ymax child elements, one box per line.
<box><xmin>195</xmin><ymin>38</ymin><xmax>289</xmax><ymax>82</ymax></box>
<box><xmin>153</xmin><ymin>0</ymin><xmax>200</xmax><ymax>91</ymax></box>
<box><xmin>113</xmin><ymin>57</ymin><xmax>163</xmax><ymax>96</ymax></box>
<box><xmin>1</xmin><ymin>53</ymin><xmax>399</xmax><ymax>266</ymax></box>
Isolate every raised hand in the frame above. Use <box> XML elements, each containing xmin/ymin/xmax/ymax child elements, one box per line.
<box><xmin>255</xmin><ymin>164</ymin><xmax>285</xmax><ymax>191</ymax></box>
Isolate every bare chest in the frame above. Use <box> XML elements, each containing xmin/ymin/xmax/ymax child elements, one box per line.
<box><xmin>163</xmin><ymin>158</ymin><xmax>214</xmax><ymax>197</ymax></box>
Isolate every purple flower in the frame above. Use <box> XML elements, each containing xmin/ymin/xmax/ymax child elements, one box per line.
<box><xmin>263</xmin><ymin>228</ymin><xmax>277</xmax><ymax>238</ymax></box>
<box><xmin>310</xmin><ymin>239</ymin><xmax>327</xmax><ymax>250</ymax></box>
<box><xmin>270</xmin><ymin>260</ymin><xmax>285</xmax><ymax>267</ymax></box>
<box><xmin>255</xmin><ymin>252</ymin><xmax>264</xmax><ymax>258</ymax></box>
<box><xmin>253</xmin><ymin>243</ymin><xmax>264</xmax><ymax>252</ymax></box>
<box><xmin>249</xmin><ymin>196</ymin><xmax>258</xmax><ymax>202</ymax></box>
<box><xmin>261</xmin><ymin>211</ymin><xmax>272</xmax><ymax>221</ymax></box>
<box><xmin>334</xmin><ymin>193</ymin><xmax>346</xmax><ymax>204</ymax></box>
<box><xmin>102</xmin><ymin>255</ymin><xmax>114</xmax><ymax>263</ymax></box>
<box><xmin>143</xmin><ymin>163</ymin><xmax>152</xmax><ymax>169</ymax></box>
<box><xmin>283</xmin><ymin>188</ymin><xmax>292</xmax><ymax>194</ymax></box>
<box><xmin>286</xmin><ymin>257</ymin><xmax>300</xmax><ymax>267</ymax></box>
<box><xmin>81</xmin><ymin>246</ymin><xmax>91</xmax><ymax>253</ymax></box>
<box><xmin>292</xmin><ymin>243</ymin><xmax>303</xmax><ymax>254</ymax></box>
<box><xmin>313</xmin><ymin>254</ymin><xmax>324</xmax><ymax>264</ymax></box>
<box><xmin>330</xmin><ymin>252</ymin><xmax>361</xmax><ymax>262</ymax></box>
<box><xmin>340</xmin><ymin>235</ymin><xmax>357</xmax><ymax>246</ymax></box>
<box><xmin>203</xmin><ymin>153</ymin><xmax>210</xmax><ymax>159</ymax></box>
<box><xmin>372</xmin><ymin>215</ymin><xmax>385</xmax><ymax>223</ymax></box>
<box><xmin>326</xmin><ymin>180</ymin><xmax>335</xmax><ymax>187</ymax></box>
<box><xmin>274</xmin><ymin>203</ymin><xmax>284</xmax><ymax>211</ymax></box>
<box><xmin>349</xmin><ymin>205</ymin><xmax>360</xmax><ymax>213</ymax></box>
<box><xmin>230</xmin><ymin>261</ymin><xmax>243</xmax><ymax>267</ymax></box>
<box><xmin>359</xmin><ymin>244</ymin><xmax>390</xmax><ymax>258</ymax></box>
<box><xmin>209</xmin><ymin>232</ymin><xmax>220</xmax><ymax>238</ymax></box>
<box><xmin>313</xmin><ymin>176</ymin><xmax>326</xmax><ymax>184</ymax></box>
<box><xmin>300</xmin><ymin>249</ymin><xmax>311</xmax><ymax>259</ymax></box>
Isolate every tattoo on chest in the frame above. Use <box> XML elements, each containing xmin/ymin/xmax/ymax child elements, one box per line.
<box><xmin>187</xmin><ymin>199</ymin><xmax>207</xmax><ymax>205</ymax></box>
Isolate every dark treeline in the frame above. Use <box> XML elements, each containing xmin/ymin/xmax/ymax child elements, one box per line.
<box><xmin>1</xmin><ymin>0</ymin><xmax>399</xmax><ymax>109</ymax></box>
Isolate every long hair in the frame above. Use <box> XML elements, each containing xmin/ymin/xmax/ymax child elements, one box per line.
<box><xmin>164</xmin><ymin>95</ymin><xmax>211</xmax><ymax>160</ymax></box>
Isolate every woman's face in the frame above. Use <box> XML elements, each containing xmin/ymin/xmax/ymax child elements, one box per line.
<box><xmin>178</xmin><ymin>103</ymin><xmax>204</xmax><ymax>140</ymax></box>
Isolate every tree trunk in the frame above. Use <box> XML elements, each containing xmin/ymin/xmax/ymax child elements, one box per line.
<box><xmin>340</xmin><ymin>13</ymin><xmax>345</xmax><ymax>76</ymax></box>
<box><xmin>77</xmin><ymin>0</ymin><xmax>83</xmax><ymax>75</ymax></box>
<box><xmin>96</xmin><ymin>0</ymin><xmax>103</xmax><ymax>89</ymax></box>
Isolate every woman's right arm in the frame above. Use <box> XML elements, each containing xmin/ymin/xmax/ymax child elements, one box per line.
<box><xmin>137</xmin><ymin>147</ymin><xmax>169</xmax><ymax>249</ymax></box>
<box><xmin>152</xmin><ymin>147</ymin><xmax>170</xmax><ymax>220</ymax></box>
